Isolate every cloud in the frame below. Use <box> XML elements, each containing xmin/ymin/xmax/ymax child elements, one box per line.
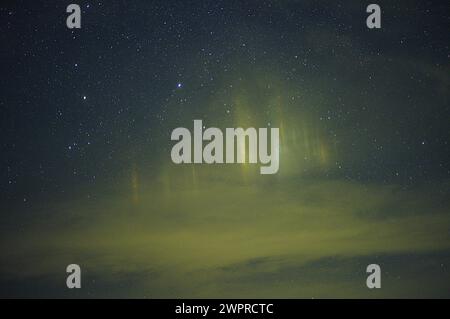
<box><xmin>1</xmin><ymin>172</ymin><xmax>449</xmax><ymax>297</ymax></box>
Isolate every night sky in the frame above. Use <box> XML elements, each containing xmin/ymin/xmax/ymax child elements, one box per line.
<box><xmin>1</xmin><ymin>0</ymin><xmax>450</xmax><ymax>298</ymax></box>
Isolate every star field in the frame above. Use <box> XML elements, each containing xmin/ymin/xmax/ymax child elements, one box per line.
<box><xmin>0</xmin><ymin>0</ymin><xmax>449</xmax><ymax>298</ymax></box>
